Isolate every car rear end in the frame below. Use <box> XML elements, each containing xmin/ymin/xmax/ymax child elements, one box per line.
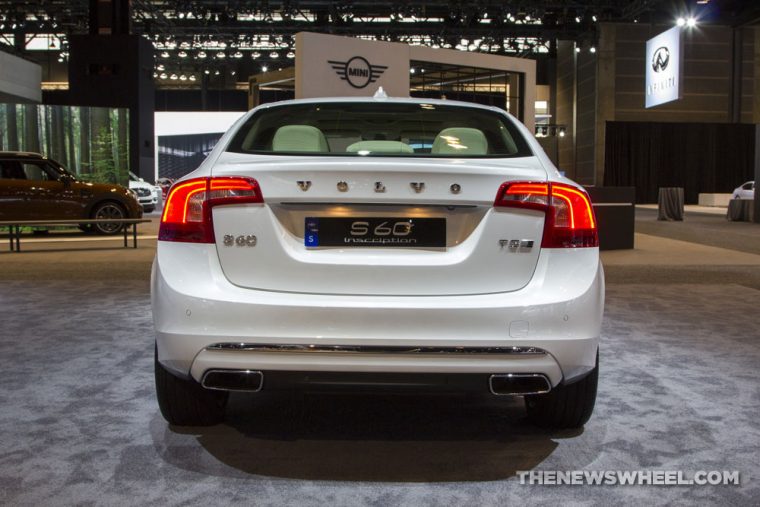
<box><xmin>152</xmin><ymin>98</ymin><xmax>604</xmax><ymax>428</ymax></box>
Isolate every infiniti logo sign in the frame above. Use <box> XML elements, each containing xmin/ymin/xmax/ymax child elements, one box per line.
<box><xmin>651</xmin><ymin>46</ymin><xmax>670</xmax><ymax>72</ymax></box>
<box><xmin>328</xmin><ymin>56</ymin><xmax>388</xmax><ymax>88</ymax></box>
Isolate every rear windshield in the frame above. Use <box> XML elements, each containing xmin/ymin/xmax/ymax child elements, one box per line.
<box><xmin>226</xmin><ymin>102</ymin><xmax>532</xmax><ymax>158</ymax></box>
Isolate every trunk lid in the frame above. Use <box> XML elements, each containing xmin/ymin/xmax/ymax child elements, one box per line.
<box><xmin>211</xmin><ymin>152</ymin><xmax>547</xmax><ymax>296</ymax></box>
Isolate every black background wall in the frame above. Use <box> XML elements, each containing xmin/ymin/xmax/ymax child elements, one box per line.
<box><xmin>603</xmin><ymin>121</ymin><xmax>756</xmax><ymax>203</ymax></box>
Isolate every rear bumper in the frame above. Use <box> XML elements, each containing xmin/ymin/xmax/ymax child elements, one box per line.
<box><xmin>152</xmin><ymin>242</ymin><xmax>604</xmax><ymax>387</ymax></box>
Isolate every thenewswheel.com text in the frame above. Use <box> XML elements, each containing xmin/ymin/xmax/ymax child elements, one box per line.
<box><xmin>517</xmin><ymin>470</ymin><xmax>740</xmax><ymax>486</ymax></box>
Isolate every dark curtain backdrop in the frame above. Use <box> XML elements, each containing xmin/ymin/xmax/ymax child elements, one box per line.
<box><xmin>158</xmin><ymin>132</ymin><xmax>223</xmax><ymax>180</ymax></box>
<box><xmin>603</xmin><ymin>122</ymin><xmax>756</xmax><ymax>204</ymax></box>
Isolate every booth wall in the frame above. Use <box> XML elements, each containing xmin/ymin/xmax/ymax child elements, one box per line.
<box><xmin>603</xmin><ymin>121</ymin><xmax>755</xmax><ymax>203</ymax></box>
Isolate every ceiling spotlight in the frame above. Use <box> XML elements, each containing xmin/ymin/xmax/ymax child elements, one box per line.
<box><xmin>179</xmin><ymin>74</ymin><xmax>187</xmax><ymax>81</ymax></box>
<box><xmin>286</xmin><ymin>51</ymin><xmax>295</xmax><ymax>59</ymax></box>
<box><xmin>216</xmin><ymin>51</ymin><xmax>226</xmax><ymax>59</ymax></box>
<box><xmin>676</xmin><ymin>17</ymin><xmax>686</xmax><ymax>26</ymax></box>
<box><xmin>270</xmin><ymin>51</ymin><xmax>279</xmax><ymax>58</ymax></box>
<box><xmin>592</xmin><ymin>15</ymin><xmax>597</xmax><ymax>22</ymax></box>
<box><xmin>204</xmin><ymin>69</ymin><xmax>210</xmax><ymax>75</ymax></box>
<box><xmin>214</xmin><ymin>70</ymin><xmax>220</xmax><ymax>75</ymax></box>
<box><xmin>178</xmin><ymin>50</ymin><xmax>187</xmax><ymax>58</ymax></box>
<box><xmin>197</xmin><ymin>51</ymin><xmax>206</xmax><ymax>59</ymax></box>
<box><xmin>686</xmin><ymin>17</ymin><xmax>697</xmax><ymax>27</ymax></box>
<box><xmin>169</xmin><ymin>73</ymin><xmax>178</xmax><ymax>80</ymax></box>
<box><xmin>589</xmin><ymin>46</ymin><xmax>596</xmax><ymax>53</ymax></box>
<box><xmin>575</xmin><ymin>46</ymin><xmax>581</xmax><ymax>53</ymax></box>
<box><xmin>231</xmin><ymin>70</ymin><xmax>236</xmax><ymax>76</ymax></box>
<box><xmin>189</xmin><ymin>75</ymin><xmax>196</xmax><ymax>81</ymax></box>
<box><xmin>156</xmin><ymin>64</ymin><xmax>165</xmax><ymax>71</ymax></box>
<box><xmin>558</xmin><ymin>127</ymin><xmax>566</xmax><ymax>137</ymax></box>
<box><xmin>160</xmin><ymin>51</ymin><xmax>169</xmax><ymax>58</ymax></box>
<box><xmin>252</xmin><ymin>51</ymin><xmax>261</xmax><ymax>59</ymax></box>
<box><xmin>233</xmin><ymin>51</ymin><xmax>243</xmax><ymax>58</ymax></box>
<box><xmin>261</xmin><ymin>65</ymin><xmax>268</xmax><ymax>72</ymax></box>
<box><xmin>410</xmin><ymin>68</ymin><xmax>415</xmax><ymax>74</ymax></box>
<box><xmin>159</xmin><ymin>72</ymin><xmax>168</xmax><ymax>79</ymax></box>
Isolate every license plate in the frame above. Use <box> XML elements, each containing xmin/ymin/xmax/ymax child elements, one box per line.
<box><xmin>305</xmin><ymin>217</ymin><xmax>446</xmax><ymax>248</ymax></box>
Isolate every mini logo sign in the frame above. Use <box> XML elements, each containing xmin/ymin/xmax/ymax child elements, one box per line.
<box><xmin>328</xmin><ymin>56</ymin><xmax>388</xmax><ymax>88</ymax></box>
<box><xmin>651</xmin><ymin>47</ymin><xmax>670</xmax><ymax>72</ymax></box>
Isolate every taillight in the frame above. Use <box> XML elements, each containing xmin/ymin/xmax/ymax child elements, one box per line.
<box><xmin>494</xmin><ymin>181</ymin><xmax>598</xmax><ymax>248</ymax></box>
<box><xmin>159</xmin><ymin>177</ymin><xmax>263</xmax><ymax>243</ymax></box>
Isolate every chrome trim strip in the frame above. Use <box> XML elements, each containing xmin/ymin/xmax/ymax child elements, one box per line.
<box><xmin>489</xmin><ymin>373</ymin><xmax>552</xmax><ymax>396</ymax></box>
<box><xmin>201</xmin><ymin>369</ymin><xmax>264</xmax><ymax>392</ymax></box>
<box><xmin>205</xmin><ymin>343</ymin><xmax>547</xmax><ymax>355</ymax></box>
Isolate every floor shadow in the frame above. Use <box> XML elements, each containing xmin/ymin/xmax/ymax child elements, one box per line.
<box><xmin>155</xmin><ymin>391</ymin><xmax>580</xmax><ymax>482</ymax></box>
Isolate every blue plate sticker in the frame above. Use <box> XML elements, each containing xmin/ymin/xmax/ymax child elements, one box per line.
<box><xmin>305</xmin><ymin>218</ymin><xmax>319</xmax><ymax>247</ymax></box>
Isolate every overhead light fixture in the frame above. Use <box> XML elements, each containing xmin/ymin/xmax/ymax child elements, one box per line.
<box><xmin>286</xmin><ymin>51</ymin><xmax>295</xmax><ymax>58</ymax></box>
<box><xmin>159</xmin><ymin>72</ymin><xmax>168</xmax><ymax>79</ymax></box>
<box><xmin>261</xmin><ymin>65</ymin><xmax>268</xmax><ymax>72</ymax></box>
<box><xmin>179</xmin><ymin>74</ymin><xmax>187</xmax><ymax>81</ymax></box>
<box><xmin>686</xmin><ymin>17</ymin><xmax>697</xmax><ymax>27</ymax></box>
<box><xmin>676</xmin><ymin>17</ymin><xmax>686</xmax><ymax>26</ymax></box>
<box><xmin>589</xmin><ymin>46</ymin><xmax>596</xmax><ymax>53</ymax></box>
<box><xmin>178</xmin><ymin>51</ymin><xmax>187</xmax><ymax>58</ymax></box>
<box><xmin>189</xmin><ymin>75</ymin><xmax>196</xmax><ymax>81</ymax></box>
<box><xmin>252</xmin><ymin>51</ymin><xmax>261</xmax><ymax>59</ymax></box>
<box><xmin>270</xmin><ymin>51</ymin><xmax>279</xmax><ymax>58</ymax></box>
<box><xmin>169</xmin><ymin>73</ymin><xmax>178</xmax><ymax>80</ymax></box>
<box><xmin>160</xmin><ymin>51</ymin><xmax>169</xmax><ymax>58</ymax></box>
<box><xmin>197</xmin><ymin>51</ymin><xmax>206</xmax><ymax>59</ymax></box>
<box><xmin>558</xmin><ymin>127</ymin><xmax>566</xmax><ymax>137</ymax></box>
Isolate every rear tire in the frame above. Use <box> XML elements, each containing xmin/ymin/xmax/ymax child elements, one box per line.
<box><xmin>155</xmin><ymin>347</ymin><xmax>228</xmax><ymax>426</ymax></box>
<box><xmin>91</xmin><ymin>201</ymin><xmax>126</xmax><ymax>235</ymax></box>
<box><xmin>525</xmin><ymin>352</ymin><xmax>598</xmax><ymax>429</ymax></box>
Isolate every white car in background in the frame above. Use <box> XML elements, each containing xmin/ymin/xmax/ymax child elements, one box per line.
<box><xmin>152</xmin><ymin>97</ymin><xmax>604</xmax><ymax>429</ymax></box>
<box><xmin>732</xmin><ymin>181</ymin><xmax>754</xmax><ymax>200</ymax></box>
<box><xmin>129</xmin><ymin>171</ymin><xmax>160</xmax><ymax>212</ymax></box>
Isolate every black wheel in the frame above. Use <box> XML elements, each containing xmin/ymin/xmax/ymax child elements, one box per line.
<box><xmin>525</xmin><ymin>352</ymin><xmax>598</xmax><ymax>429</ymax></box>
<box><xmin>155</xmin><ymin>347</ymin><xmax>228</xmax><ymax>426</ymax></box>
<box><xmin>91</xmin><ymin>201</ymin><xmax>126</xmax><ymax>235</ymax></box>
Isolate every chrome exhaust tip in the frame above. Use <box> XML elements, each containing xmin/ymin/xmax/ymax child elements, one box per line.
<box><xmin>489</xmin><ymin>373</ymin><xmax>551</xmax><ymax>395</ymax></box>
<box><xmin>201</xmin><ymin>369</ymin><xmax>264</xmax><ymax>392</ymax></box>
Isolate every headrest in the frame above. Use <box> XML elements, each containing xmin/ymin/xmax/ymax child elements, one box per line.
<box><xmin>431</xmin><ymin>128</ymin><xmax>488</xmax><ymax>155</ymax></box>
<box><xmin>272</xmin><ymin>125</ymin><xmax>329</xmax><ymax>152</ymax></box>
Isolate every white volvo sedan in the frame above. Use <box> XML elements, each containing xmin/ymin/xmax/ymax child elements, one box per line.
<box><xmin>152</xmin><ymin>97</ymin><xmax>604</xmax><ymax>429</ymax></box>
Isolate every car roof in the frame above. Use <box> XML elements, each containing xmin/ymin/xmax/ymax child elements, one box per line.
<box><xmin>0</xmin><ymin>151</ymin><xmax>46</xmax><ymax>159</ymax></box>
<box><xmin>252</xmin><ymin>95</ymin><xmax>508</xmax><ymax>116</ymax></box>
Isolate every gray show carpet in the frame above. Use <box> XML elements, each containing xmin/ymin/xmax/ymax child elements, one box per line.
<box><xmin>0</xmin><ymin>280</ymin><xmax>758</xmax><ymax>506</ymax></box>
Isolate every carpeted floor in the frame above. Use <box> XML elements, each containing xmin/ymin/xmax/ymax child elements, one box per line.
<box><xmin>0</xmin><ymin>278</ymin><xmax>758</xmax><ymax>506</ymax></box>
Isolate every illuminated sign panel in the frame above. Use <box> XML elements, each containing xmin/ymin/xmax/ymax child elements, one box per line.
<box><xmin>645</xmin><ymin>26</ymin><xmax>682</xmax><ymax>108</ymax></box>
